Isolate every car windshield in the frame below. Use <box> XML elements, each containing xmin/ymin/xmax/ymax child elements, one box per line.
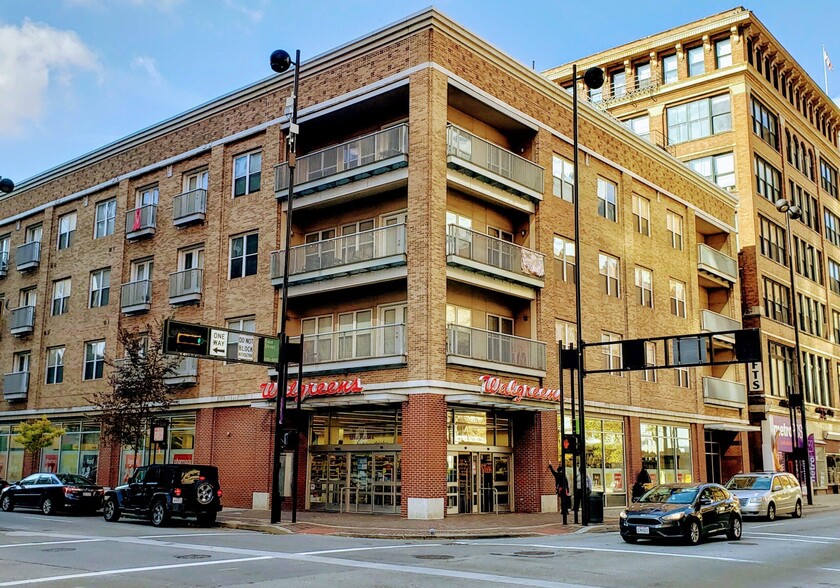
<box><xmin>726</xmin><ymin>476</ymin><xmax>771</xmax><ymax>490</ymax></box>
<box><xmin>56</xmin><ymin>474</ymin><xmax>95</xmax><ymax>485</ymax></box>
<box><xmin>641</xmin><ymin>486</ymin><xmax>698</xmax><ymax>504</ymax></box>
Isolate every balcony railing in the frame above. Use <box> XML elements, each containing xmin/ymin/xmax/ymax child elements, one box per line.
<box><xmin>701</xmin><ymin>309</ymin><xmax>741</xmax><ymax>333</ymax></box>
<box><xmin>125</xmin><ymin>205</ymin><xmax>157</xmax><ymax>240</ymax></box>
<box><xmin>446</xmin><ymin>225</ymin><xmax>545</xmax><ymax>286</ymax></box>
<box><xmin>173</xmin><ymin>189</ymin><xmax>207</xmax><ymax>226</ymax></box>
<box><xmin>169</xmin><ymin>268</ymin><xmax>203</xmax><ymax>305</ymax></box>
<box><xmin>3</xmin><ymin>371</ymin><xmax>29</xmax><ymax>402</ymax></box>
<box><xmin>293</xmin><ymin>324</ymin><xmax>406</xmax><ymax>370</ymax></box>
<box><xmin>698</xmin><ymin>244</ymin><xmax>737</xmax><ymax>283</ymax></box>
<box><xmin>275</xmin><ymin>124</ymin><xmax>409</xmax><ymax>197</ymax></box>
<box><xmin>271</xmin><ymin>224</ymin><xmax>406</xmax><ymax>283</ymax></box>
<box><xmin>164</xmin><ymin>356</ymin><xmax>198</xmax><ymax>386</ymax></box>
<box><xmin>120</xmin><ymin>279</ymin><xmax>152</xmax><ymax>314</ymax></box>
<box><xmin>0</xmin><ymin>251</ymin><xmax>8</xmax><ymax>277</ymax></box>
<box><xmin>16</xmin><ymin>241</ymin><xmax>41</xmax><ymax>271</ymax></box>
<box><xmin>446</xmin><ymin>124</ymin><xmax>544</xmax><ymax>200</ymax></box>
<box><xmin>593</xmin><ymin>78</ymin><xmax>661</xmax><ymax>108</ymax></box>
<box><xmin>447</xmin><ymin>325</ymin><xmax>546</xmax><ymax>372</ymax></box>
<box><xmin>703</xmin><ymin>376</ymin><xmax>746</xmax><ymax>404</ymax></box>
<box><xmin>10</xmin><ymin>306</ymin><xmax>35</xmax><ymax>337</ymax></box>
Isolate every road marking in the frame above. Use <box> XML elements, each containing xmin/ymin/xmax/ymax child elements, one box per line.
<box><xmin>822</xmin><ymin>567</ymin><xmax>840</xmax><ymax>572</ymax></box>
<box><xmin>477</xmin><ymin>542</ymin><xmax>759</xmax><ymax>564</ymax></box>
<box><xmin>0</xmin><ymin>539</ymin><xmax>106</xmax><ymax>550</ymax></box>
<box><xmin>137</xmin><ymin>532</ymin><xmax>252</xmax><ymax>539</ymax></box>
<box><xmin>299</xmin><ymin>543</ymin><xmax>443</xmax><ymax>556</ymax></box>
<box><xmin>748</xmin><ymin>522</ymin><xmax>785</xmax><ymax>529</ymax></box>
<box><xmin>21</xmin><ymin>516</ymin><xmax>73</xmax><ymax>524</ymax></box>
<box><xmin>747</xmin><ymin>531</ymin><xmax>840</xmax><ymax>542</ymax></box>
<box><xmin>744</xmin><ymin>535</ymin><xmax>834</xmax><ymax>545</ymax></box>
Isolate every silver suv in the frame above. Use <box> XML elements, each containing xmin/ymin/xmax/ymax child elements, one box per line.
<box><xmin>725</xmin><ymin>472</ymin><xmax>803</xmax><ymax>520</ymax></box>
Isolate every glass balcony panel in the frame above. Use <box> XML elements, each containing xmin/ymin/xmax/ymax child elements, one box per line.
<box><xmin>3</xmin><ymin>371</ymin><xmax>29</xmax><ymax>402</ymax></box>
<box><xmin>446</xmin><ymin>225</ymin><xmax>545</xmax><ymax>280</ymax></box>
<box><xmin>298</xmin><ymin>325</ymin><xmax>405</xmax><ymax>365</ymax></box>
<box><xmin>16</xmin><ymin>242</ymin><xmax>41</xmax><ymax>270</ymax></box>
<box><xmin>446</xmin><ymin>325</ymin><xmax>546</xmax><ymax>371</ymax></box>
<box><xmin>173</xmin><ymin>189</ymin><xmax>207</xmax><ymax>224</ymax></box>
<box><xmin>698</xmin><ymin>243</ymin><xmax>737</xmax><ymax>282</ymax></box>
<box><xmin>169</xmin><ymin>268</ymin><xmax>203</xmax><ymax>299</ymax></box>
<box><xmin>120</xmin><ymin>280</ymin><xmax>152</xmax><ymax>311</ymax></box>
<box><xmin>125</xmin><ymin>205</ymin><xmax>158</xmax><ymax>237</ymax></box>
<box><xmin>10</xmin><ymin>306</ymin><xmax>35</xmax><ymax>335</ymax></box>
<box><xmin>703</xmin><ymin>376</ymin><xmax>746</xmax><ymax>404</ymax></box>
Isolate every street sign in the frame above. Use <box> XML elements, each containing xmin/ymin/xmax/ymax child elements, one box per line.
<box><xmin>747</xmin><ymin>361</ymin><xmax>764</xmax><ymax>393</ymax></box>
<box><xmin>238</xmin><ymin>333</ymin><xmax>255</xmax><ymax>362</ymax></box>
<box><xmin>209</xmin><ymin>329</ymin><xmax>228</xmax><ymax>357</ymax></box>
<box><xmin>163</xmin><ymin>319</ymin><xmax>293</xmax><ymax>366</ymax></box>
<box><xmin>262</xmin><ymin>337</ymin><xmax>280</xmax><ymax>364</ymax></box>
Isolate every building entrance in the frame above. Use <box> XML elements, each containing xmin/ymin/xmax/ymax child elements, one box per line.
<box><xmin>308</xmin><ymin>451</ymin><xmax>400</xmax><ymax>514</ymax></box>
<box><xmin>446</xmin><ymin>451</ymin><xmax>511</xmax><ymax>514</ymax></box>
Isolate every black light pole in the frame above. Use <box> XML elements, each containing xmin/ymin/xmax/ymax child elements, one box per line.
<box><xmin>572</xmin><ymin>64</ymin><xmax>604</xmax><ymax>526</ymax></box>
<box><xmin>775</xmin><ymin>197</ymin><xmax>814</xmax><ymax>505</ymax></box>
<box><xmin>0</xmin><ymin>176</ymin><xmax>14</xmax><ymax>194</ymax></box>
<box><xmin>269</xmin><ymin>48</ymin><xmax>300</xmax><ymax>525</ymax></box>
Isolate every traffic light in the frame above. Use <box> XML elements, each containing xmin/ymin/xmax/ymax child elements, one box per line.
<box><xmin>562</xmin><ymin>434</ymin><xmax>578</xmax><ymax>455</ymax></box>
<box><xmin>164</xmin><ymin>319</ymin><xmax>210</xmax><ymax>356</ymax></box>
<box><xmin>281</xmin><ymin>430</ymin><xmax>298</xmax><ymax>451</ymax></box>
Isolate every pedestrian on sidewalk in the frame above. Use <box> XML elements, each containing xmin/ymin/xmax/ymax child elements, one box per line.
<box><xmin>632</xmin><ymin>465</ymin><xmax>652</xmax><ymax>500</ymax></box>
<box><xmin>573</xmin><ymin>469</ymin><xmax>592</xmax><ymax>515</ymax></box>
<box><xmin>548</xmin><ymin>463</ymin><xmax>570</xmax><ymax>512</ymax></box>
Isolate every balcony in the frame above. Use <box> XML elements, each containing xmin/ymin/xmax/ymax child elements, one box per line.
<box><xmin>169</xmin><ymin>268</ymin><xmax>203</xmax><ymax>305</ymax></box>
<box><xmin>173</xmin><ymin>189</ymin><xmax>207</xmax><ymax>227</ymax></box>
<box><xmin>446</xmin><ymin>124</ymin><xmax>544</xmax><ymax>211</ymax></box>
<box><xmin>9</xmin><ymin>306</ymin><xmax>35</xmax><ymax>337</ymax></box>
<box><xmin>701</xmin><ymin>309</ymin><xmax>741</xmax><ymax>344</ymax></box>
<box><xmin>0</xmin><ymin>251</ymin><xmax>8</xmax><ymax>278</ymax></box>
<box><xmin>270</xmin><ymin>224</ymin><xmax>407</xmax><ymax>297</ymax></box>
<box><xmin>291</xmin><ymin>324</ymin><xmax>407</xmax><ymax>374</ymax></box>
<box><xmin>121</xmin><ymin>280</ymin><xmax>152</xmax><ymax>314</ymax></box>
<box><xmin>447</xmin><ymin>325</ymin><xmax>546</xmax><ymax>377</ymax></box>
<box><xmin>164</xmin><ymin>356</ymin><xmax>198</xmax><ymax>386</ymax></box>
<box><xmin>698</xmin><ymin>244</ymin><xmax>737</xmax><ymax>286</ymax></box>
<box><xmin>446</xmin><ymin>225</ymin><xmax>545</xmax><ymax>298</ymax></box>
<box><xmin>125</xmin><ymin>205</ymin><xmax>157</xmax><ymax>240</ymax></box>
<box><xmin>703</xmin><ymin>376</ymin><xmax>746</xmax><ymax>406</ymax></box>
<box><xmin>16</xmin><ymin>241</ymin><xmax>40</xmax><ymax>272</ymax></box>
<box><xmin>594</xmin><ymin>78</ymin><xmax>661</xmax><ymax>109</ymax></box>
<box><xmin>274</xmin><ymin>124</ymin><xmax>409</xmax><ymax>209</ymax></box>
<box><xmin>3</xmin><ymin>371</ymin><xmax>29</xmax><ymax>403</ymax></box>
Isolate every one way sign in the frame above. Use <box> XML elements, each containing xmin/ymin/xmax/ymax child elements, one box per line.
<box><xmin>209</xmin><ymin>329</ymin><xmax>229</xmax><ymax>357</ymax></box>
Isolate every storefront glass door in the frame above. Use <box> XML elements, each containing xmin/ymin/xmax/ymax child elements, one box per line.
<box><xmin>446</xmin><ymin>451</ymin><xmax>511</xmax><ymax>514</ymax></box>
<box><xmin>309</xmin><ymin>451</ymin><xmax>400</xmax><ymax>514</ymax></box>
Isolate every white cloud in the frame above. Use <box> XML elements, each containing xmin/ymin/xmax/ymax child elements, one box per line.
<box><xmin>131</xmin><ymin>55</ymin><xmax>163</xmax><ymax>84</ymax></box>
<box><xmin>0</xmin><ymin>19</ymin><xmax>98</xmax><ymax>135</ymax></box>
<box><xmin>224</xmin><ymin>0</ymin><xmax>264</xmax><ymax>23</ymax></box>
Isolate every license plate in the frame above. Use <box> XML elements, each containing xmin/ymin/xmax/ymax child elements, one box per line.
<box><xmin>636</xmin><ymin>526</ymin><xmax>650</xmax><ymax>535</ymax></box>
<box><xmin>83</xmin><ymin>492</ymin><xmax>92</xmax><ymax>497</ymax></box>
<box><xmin>172</xmin><ymin>497</ymin><xmax>183</xmax><ymax>504</ymax></box>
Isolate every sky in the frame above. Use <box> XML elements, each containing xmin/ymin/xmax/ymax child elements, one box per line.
<box><xmin>2</xmin><ymin>0</ymin><xmax>840</xmax><ymax>185</ymax></box>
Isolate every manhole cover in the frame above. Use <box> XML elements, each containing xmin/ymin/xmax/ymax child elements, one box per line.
<box><xmin>42</xmin><ymin>548</ymin><xmax>76</xmax><ymax>553</ymax></box>
<box><xmin>414</xmin><ymin>554</ymin><xmax>454</xmax><ymax>560</ymax></box>
<box><xmin>175</xmin><ymin>554</ymin><xmax>212</xmax><ymax>560</ymax></box>
<box><xmin>514</xmin><ymin>551</ymin><xmax>555</xmax><ymax>558</ymax></box>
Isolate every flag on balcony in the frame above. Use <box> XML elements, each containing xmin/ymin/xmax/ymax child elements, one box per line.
<box><xmin>133</xmin><ymin>208</ymin><xmax>142</xmax><ymax>231</ymax></box>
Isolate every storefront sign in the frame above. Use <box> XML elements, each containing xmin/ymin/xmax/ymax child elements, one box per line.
<box><xmin>479</xmin><ymin>375</ymin><xmax>562</xmax><ymax>403</ymax></box>
<box><xmin>747</xmin><ymin>361</ymin><xmax>764</xmax><ymax>393</ymax></box>
<box><xmin>260</xmin><ymin>378</ymin><xmax>364</xmax><ymax>401</ymax></box>
<box><xmin>808</xmin><ymin>434</ymin><xmax>817</xmax><ymax>483</ymax></box>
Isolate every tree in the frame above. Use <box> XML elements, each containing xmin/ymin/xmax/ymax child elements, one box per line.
<box><xmin>87</xmin><ymin>319</ymin><xmax>180</xmax><ymax>457</ymax></box>
<box><xmin>14</xmin><ymin>417</ymin><xmax>66</xmax><ymax>465</ymax></box>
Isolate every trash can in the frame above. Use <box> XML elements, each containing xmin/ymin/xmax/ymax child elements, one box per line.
<box><xmin>588</xmin><ymin>491</ymin><xmax>604</xmax><ymax>523</ymax></box>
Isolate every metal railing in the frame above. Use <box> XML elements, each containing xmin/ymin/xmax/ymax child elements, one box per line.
<box><xmin>3</xmin><ymin>371</ymin><xmax>29</xmax><ymax>400</ymax></box>
<box><xmin>15</xmin><ymin>241</ymin><xmax>40</xmax><ymax>269</ymax></box>
<box><xmin>125</xmin><ymin>204</ymin><xmax>157</xmax><ymax>234</ymax></box>
<box><xmin>169</xmin><ymin>268</ymin><xmax>203</xmax><ymax>298</ymax></box>
<box><xmin>594</xmin><ymin>77</ymin><xmax>661</xmax><ymax>108</ymax></box>
<box><xmin>698</xmin><ymin>244</ymin><xmax>737</xmax><ymax>281</ymax></box>
<box><xmin>298</xmin><ymin>324</ymin><xmax>406</xmax><ymax>365</ymax></box>
<box><xmin>120</xmin><ymin>280</ymin><xmax>152</xmax><ymax>308</ymax></box>
<box><xmin>271</xmin><ymin>224</ymin><xmax>405</xmax><ymax>278</ymax></box>
<box><xmin>446</xmin><ymin>124</ymin><xmax>544</xmax><ymax>194</ymax></box>
<box><xmin>10</xmin><ymin>306</ymin><xmax>35</xmax><ymax>331</ymax></box>
<box><xmin>446</xmin><ymin>225</ymin><xmax>545</xmax><ymax>279</ymax></box>
<box><xmin>446</xmin><ymin>324</ymin><xmax>546</xmax><ymax>371</ymax></box>
<box><xmin>275</xmin><ymin>124</ymin><xmax>409</xmax><ymax>192</ymax></box>
<box><xmin>173</xmin><ymin>189</ymin><xmax>207</xmax><ymax>222</ymax></box>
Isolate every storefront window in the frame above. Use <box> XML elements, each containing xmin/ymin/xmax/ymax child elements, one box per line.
<box><xmin>0</xmin><ymin>425</ymin><xmax>25</xmax><ymax>482</ymax></box>
<box><xmin>828</xmin><ymin>454</ymin><xmax>840</xmax><ymax>486</ymax></box>
<box><xmin>310</xmin><ymin>409</ymin><xmax>401</xmax><ymax>446</ymax></box>
<box><xmin>641</xmin><ymin>423</ymin><xmax>692</xmax><ymax>484</ymax></box>
<box><xmin>446</xmin><ymin>409</ymin><xmax>512</xmax><ymax>446</ymax></box>
<box><xmin>119</xmin><ymin>414</ymin><xmax>196</xmax><ymax>482</ymax></box>
<box><xmin>39</xmin><ymin>421</ymin><xmax>100</xmax><ymax>480</ymax></box>
<box><xmin>560</xmin><ymin>416</ymin><xmax>626</xmax><ymax>506</ymax></box>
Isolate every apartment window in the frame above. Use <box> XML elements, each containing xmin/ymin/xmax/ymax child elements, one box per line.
<box><xmin>229</xmin><ymin>232</ymin><xmax>258</xmax><ymax>279</ymax></box>
<box><xmin>94</xmin><ymin>199</ymin><xmax>116</xmax><ymax>239</ymax></box>
<box><xmin>555</xmin><ymin>319</ymin><xmax>577</xmax><ymax>350</ymax></box>
<box><xmin>553</xmin><ymin>235</ymin><xmax>576</xmax><ymax>283</ymax></box>
<box><xmin>623</xmin><ymin>115</ymin><xmax>650</xmax><ymax>141</ymax></box>
<box><xmin>226</xmin><ymin>316</ymin><xmax>256</xmax><ymax>361</ymax></box>
<box><xmin>662</xmin><ymin>54</ymin><xmax>678</xmax><ymax>84</ymax></box>
<box><xmin>675</xmin><ymin>366</ymin><xmax>690</xmax><ymax>388</ymax></box>
<box><xmin>89</xmin><ymin>268</ymin><xmax>111</xmax><ymax>308</ymax></box>
<box><xmin>768</xmin><ymin>340</ymin><xmax>794</xmax><ymax>398</ymax></box>
<box><xmin>754</xmin><ymin>156</ymin><xmax>782</xmax><ymax>202</ymax></box>
<box><xmin>635</xmin><ymin>62</ymin><xmax>651</xmax><ymax>89</ymax></box>
<box><xmin>0</xmin><ymin>234</ymin><xmax>9</xmax><ymax>268</ymax></box>
<box><xmin>669</xmin><ymin>279</ymin><xmax>686</xmax><ymax>318</ymax></box>
<box><xmin>552</xmin><ymin>155</ymin><xmax>574</xmax><ymax>202</ymax></box>
<box><xmin>632</xmin><ymin>194</ymin><xmax>651</xmax><ymax>236</ymax></box>
<box><xmin>599</xmin><ymin>253</ymin><xmax>620</xmax><ymax>297</ymax></box>
<box><xmin>790</xmin><ymin>182</ymin><xmax>820</xmax><ymax>233</ymax></box>
<box><xmin>601</xmin><ymin>331</ymin><xmax>622</xmax><ymax>373</ymax></box>
<box><xmin>797</xmin><ymin>293</ymin><xmax>826</xmax><ymax>338</ymax></box>
<box><xmin>763</xmin><ymin>277</ymin><xmax>791</xmax><ymax>324</ymax></box>
<box><xmin>45</xmin><ymin>347</ymin><xmax>64</xmax><ymax>385</ymax></box>
<box><xmin>25</xmin><ymin>224</ymin><xmax>42</xmax><ymax>244</ymax></box>
<box><xmin>687</xmin><ymin>153</ymin><xmax>735</xmax><ymax>189</ymax></box>
<box><xmin>666</xmin><ymin>211</ymin><xmax>684</xmax><ymax>250</ymax></box>
<box><xmin>793</xmin><ymin>237</ymin><xmax>824</xmax><ymax>284</ymax></box>
<box><xmin>589</xmin><ymin>84</ymin><xmax>603</xmax><ymax>103</ymax></box>
<box><xmin>802</xmin><ymin>351</ymin><xmax>831</xmax><ymax>405</ymax></box>
<box><xmin>51</xmin><ymin>278</ymin><xmax>71</xmax><ymax>316</ymax></box>
<box><xmin>337</xmin><ymin>310</ymin><xmax>374</xmax><ymax>360</ymax></box>
<box><xmin>833</xmin><ymin>310</ymin><xmax>840</xmax><ymax>343</ymax></box>
<box><xmin>597</xmin><ymin>177</ymin><xmax>618</xmax><ymax>221</ymax></box>
<box><xmin>759</xmin><ymin>216</ymin><xmax>786</xmax><ymax>264</ymax></box>
<box><xmin>57</xmin><ymin>212</ymin><xmax>77</xmax><ymax>250</ymax></box>
<box><xmin>829</xmin><ymin>259</ymin><xmax>840</xmax><ymax>295</ymax></box>
<box><xmin>821</xmin><ymin>159</ymin><xmax>838</xmax><ymax>198</ymax></box>
<box><xmin>642</xmin><ymin>341</ymin><xmax>657</xmax><ymax>382</ymax></box>
<box><xmin>184</xmin><ymin>169</ymin><xmax>209</xmax><ymax>191</ymax></box>
<box><xmin>136</xmin><ymin>185</ymin><xmax>159</xmax><ymax>207</ymax></box>
<box><xmin>611</xmin><ymin>70</ymin><xmax>626</xmax><ymax>98</ymax></box>
<box><xmin>301</xmin><ymin>315</ymin><xmax>334</xmax><ymax>363</ymax></box>
<box><xmin>666</xmin><ymin>95</ymin><xmax>731</xmax><ymax>145</ymax></box>
<box><xmin>751</xmin><ymin>98</ymin><xmax>779</xmax><ymax>150</ymax></box>
<box><xmin>13</xmin><ymin>351</ymin><xmax>30</xmax><ymax>375</ymax></box>
<box><xmin>635</xmin><ymin>266</ymin><xmax>653</xmax><ymax>308</ymax></box>
<box><xmin>20</xmin><ymin>287</ymin><xmax>37</xmax><ymax>308</ymax></box>
<box><xmin>687</xmin><ymin>46</ymin><xmax>705</xmax><ymax>77</ymax></box>
<box><xmin>233</xmin><ymin>151</ymin><xmax>262</xmax><ymax>196</ymax></box>
<box><xmin>715</xmin><ymin>38</ymin><xmax>732</xmax><ymax>68</ymax></box>
<box><xmin>83</xmin><ymin>340</ymin><xmax>105</xmax><ymax>380</ymax></box>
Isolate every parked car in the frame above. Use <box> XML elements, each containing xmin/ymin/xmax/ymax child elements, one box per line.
<box><xmin>0</xmin><ymin>473</ymin><xmax>104</xmax><ymax>515</ymax></box>
<box><xmin>619</xmin><ymin>482</ymin><xmax>742</xmax><ymax>545</ymax></box>
<box><xmin>725</xmin><ymin>472</ymin><xmax>803</xmax><ymax>520</ymax></box>
<box><xmin>0</xmin><ymin>479</ymin><xmax>8</xmax><ymax>493</ymax></box>
<box><xmin>103</xmin><ymin>464</ymin><xmax>222</xmax><ymax>527</ymax></box>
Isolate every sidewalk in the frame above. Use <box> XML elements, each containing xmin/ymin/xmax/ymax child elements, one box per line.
<box><xmin>217</xmin><ymin>492</ymin><xmax>840</xmax><ymax>540</ymax></box>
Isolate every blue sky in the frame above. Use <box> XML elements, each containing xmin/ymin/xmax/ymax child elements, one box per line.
<box><xmin>2</xmin><ymin>0</ymin><xmax>840</xmax><ymax>184</ymax></box>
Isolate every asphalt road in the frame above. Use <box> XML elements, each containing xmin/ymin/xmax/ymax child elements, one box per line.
<box><xmin>0</xmin><ymin>508</ymin><xmax>838</xmax><ymax>587</ymax></box>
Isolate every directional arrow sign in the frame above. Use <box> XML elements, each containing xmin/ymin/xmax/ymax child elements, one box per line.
<box><xmin>209</xmin><ymin>329</ymin><xmax>228</xmax><ymax>358</ymax></box>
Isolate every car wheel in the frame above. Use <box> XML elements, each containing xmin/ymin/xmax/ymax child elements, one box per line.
<box><xmin>621</xmin><ymin>535</ymin><xmax>638</xmax><ymax>544</ymax></box>
<box><xmin>197</xmin><ymin>512</ymin><xmax>217</xmax><ymax>527</ymax></box>
<box><xmin>151</xmin><ymin>501</ymin><xmax>169</xmax><ymax>527</ymax></box>
<box><xmin>684</xmin><ymin>519</ymin><xmax>702</xmax><ymax>545</ymax></box>
<box><xmin>766</xmin><ymin>503</ymin><xmax>776</xmax><ymax>521</ymax></box>
<box><xmin>726</xmin><ymin>515</ymin><xmax>742</xmax><ymax>540</ymax></box>
<box><xmin>196</xmin><ymin>482</ymin><xmax>214</xmax><ymax>505</ymax></box>
<box><xmin>103</xmin><ymin>498</ymin><xmax>121</xmax><ymax>522</ymax></box>
<box><xmin>0</xmin><ymin>495</ymin><xmax>13</xmax><ymax>512</ymax></box>
<box><xmin>41</xmin><ymin>497</ymin><xmax>55</xmax><ymax>516</ymax></box>
<box><xmin>792</xmin><ymin>500</ymin><xmax>802</xmax><ymax>518</ymax></box>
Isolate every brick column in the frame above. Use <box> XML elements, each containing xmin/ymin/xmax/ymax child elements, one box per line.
<box><xmin>625</xmin><ymin>416</ymin><xmax>643</xmax><ymax>483</ymax></box>
<box><xmin>98</xmin><ymin>440</ymin><xmax>120</xmax><ymax>488</ymax></box>
<box><xmin>193</xmin><ymin>408</ymin><xmax>215</xmax><ymax>465</ymax></box>
<box><xmin>512</xmin><ymin>410</ymin><xmax>558</xmax><ymax>513</ymax></box>
<box><xmin>401</xmin><ymin>394</ymin><xmax>447</xmax><ymax>519</ymax></box>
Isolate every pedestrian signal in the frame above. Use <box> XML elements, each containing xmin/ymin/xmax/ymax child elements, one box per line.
<box><xmin>562</xmin><ymin>434</ymin><xmax>578</xmax><ymax>455</ymax></box>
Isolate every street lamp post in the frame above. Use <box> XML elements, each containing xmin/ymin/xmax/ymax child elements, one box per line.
<box><xmin>572</xmin><ymin>64</ymin><xmax>604</xmax><ymax>526</ymax></box>
<box><xmin>269</xmin><ymin>48</ymin><xmax>301</xmax><ymax>524</ymax></box>
<box><xmin>775</xmin><ymin>197</ymin><xmax>814</xmax><ymax>505</ymax></box>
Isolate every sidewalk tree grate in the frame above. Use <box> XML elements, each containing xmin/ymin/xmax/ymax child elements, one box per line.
<box><xmin>513</xmin><ymin>551</ymin><xmax>556</xmax><ymax>557</ymax></box>
<box><xmin>414</xmin><ymin>555</ymin><xmax>454</xmax><ymax>560</ymax></box>
<box><xmin>175</xmin><ymin>554</ymin><xmax>212</xmax><ymax>560</ymax></box>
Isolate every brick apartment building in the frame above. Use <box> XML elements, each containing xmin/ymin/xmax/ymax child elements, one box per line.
<box><xmin>546</xmin><ymin>6</ymin><xmax>840</xmax><ymax>493</ymax></box>
<box><xmin>0</xmin><ymin>8</ymin><xmax>748</xmax><ymax>518</ymax></box>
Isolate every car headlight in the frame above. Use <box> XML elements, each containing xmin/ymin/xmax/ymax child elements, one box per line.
<box><xmin>749</xmin><ymin>497</ymin><xmax>767</xmax><ymax>504</ymax></box>
<box><xmin>661</xmin><ymin>512</ymin><xmax>685</xmax><ymax>521</ymax></box>
<box><xmin>619</xmin><ymin>510</ymin><xmax>628</xmax><ymax>519</ymax></box>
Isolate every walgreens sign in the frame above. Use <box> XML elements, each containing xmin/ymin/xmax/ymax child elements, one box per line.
<box><xmin>479</xmin><ymin>375</ymin><xmax>561</xmax><ymax>403</ymax></box>
<box><xmin>260</xmin><ymin>378</ymin><xmax>364</xmax><ymax>400</ymax></box>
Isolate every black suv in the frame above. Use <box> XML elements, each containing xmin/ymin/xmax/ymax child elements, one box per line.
<box><xmin>103</xmin><ymin>464</ymin><xmax>222</xmax><ymax>527</ymax></box>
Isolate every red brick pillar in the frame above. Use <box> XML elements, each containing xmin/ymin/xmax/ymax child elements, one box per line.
<box><xmin>625</xmin><ymin>416</ymin><xmax>643</xmax><ymax>485</ymax></box>
<box><xmin>193</xmin><ymin>408</ymin><xmax>215</xmax><ymax>465</ymax></box>
<box><xmin>401</xmin><ymin>394</ymin><xmax>447</xmax><ymax>519</ymax></box>
<box><xmin>512</xmin><ymin>411</ymin><xmax>558</xmax><ymax>513</ymax></box>
<box><xmin>98</xmin><ymin>440</ymin><xmax>121</xmax><ymax>488</ymax></box>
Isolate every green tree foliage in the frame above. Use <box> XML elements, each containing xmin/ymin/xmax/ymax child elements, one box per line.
<box><xmin>14</xmin><ymin>416</ymin><xmax>65</xmax><ymax>454</ymax></box>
